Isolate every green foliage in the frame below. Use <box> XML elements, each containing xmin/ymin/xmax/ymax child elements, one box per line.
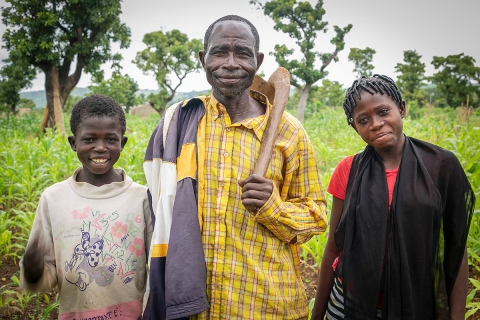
<box><xmin>1</xmin><ymin>0</ymin><xmax>131</xmax><ymax>76</ymax></box>
<box><xmin>0</xmin><ymin>50</ymin><xmax>36</xmax><ymax>115</ymax></box>
<box><xmin>310</xmin><ymin>79</ymin><xmax>345</xmax><ymax>108</ymax></box>
<box><xmin>301</xmin><ymin>233</ymin><xmax>327</xmax><ymax>266</ymax></box>
<box><xmin>430</xmin><ymin>53</ymin><xmax>480</xmax><ymax>108</ymax></box>
<box><xmin>251</xmin><ymin>0</ymin><xmax>352</xmax><ymax>123</ymax></box>
<box><xmin>18</xmin><ymin>98</ymin><xmax>36</xmax><ymax>109</ymax></box>
<box><xmin>1</xmin><ymin>106</ymin><xmax>480</xmax><ymax>316</ymax></box>
<box><xmin>287</xmin><ymin>79</ymin><xmax>345</xmax><ymax>118</ymax></box>
<box><xmin>0</xmin><ymin>211</ymin><xmax>13</xmax><ymax>259</ymax></box>
<box><xmin>133</xmin><ymin>29</ymin><xmax>203</xmax><ymax>114</ymax></box>
<box><xmin>395</xmin><ymin>50</ymin><xmax>428</xmax><ymax>106</ymax></box>
<box><xmin>348</xmin><ymin>47</ymin><xmax>376</xmax><ymax>78</ymax></box>
<box><xmin>63</xmin><ymin>94</ymin><xmax>83</xmax><ymax>114</ymax></box>
<box><xmin>1</xmin><ymin>0</ymin><xmax>131</xmax><ymax>128</ymax></box>
<box><xmin>89</xmin><ymin>73</ymin><xmax>140</xmax><ymax>112</ymax></box>
<box><xmin>307</xmin><ymin>297</ymin><xmax>315</xmax><ymax>320</ymax></box>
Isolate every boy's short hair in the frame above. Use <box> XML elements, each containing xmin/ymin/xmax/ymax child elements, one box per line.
<box><xmin>70</xmin><ymin>94</ymin><xmax>126</xmax><ymax>135</ymax></box>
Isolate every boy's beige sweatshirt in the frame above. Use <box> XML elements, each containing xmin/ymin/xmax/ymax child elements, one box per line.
<box><xmin>20</xmin><ymin>168</ymin><xmax>153</xmax><ymax>320</ymax></box>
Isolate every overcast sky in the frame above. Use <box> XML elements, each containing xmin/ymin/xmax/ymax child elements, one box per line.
<box><xmin>1</xmin><ymin>0</ymin><xmax>479</xmax><ymax>92</ymax></box>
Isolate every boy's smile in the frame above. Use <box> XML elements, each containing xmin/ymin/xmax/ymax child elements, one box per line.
<box><xmin>68</xmin><ymin>116</ymin><xmax>127</xmax><ymax>186</ymax></box>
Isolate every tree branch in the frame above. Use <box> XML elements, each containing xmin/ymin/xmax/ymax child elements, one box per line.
<box><xmin>320</xmin><ymin>48</ymin><xmax>339</xmax><ymax>73</ymax></box>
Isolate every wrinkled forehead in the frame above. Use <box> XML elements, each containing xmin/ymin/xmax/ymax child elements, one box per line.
<box><xmin>208</xmin><ymin>20</ymin><xmax>255</xmax><ymax>50</ymax></box>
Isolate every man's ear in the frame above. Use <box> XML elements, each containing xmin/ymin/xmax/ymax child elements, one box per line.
<box><xmin>198</xmin><ymin>51</ymin><xmax>206</xmax><ymax>70</ymax></box>
<box><xmin>121</xmin><ymin>136</ymin><xmax>128</xmax><ymax>150</ymax></box>
<box><xmin>68</xmin><ymin>136</ymin><xmax>77</xmax><ymax>151</ymax></box>
<box><xmin>256</xmin><ymin>52</ymin><xmax>264</xmax><ymax>71</ymax></box>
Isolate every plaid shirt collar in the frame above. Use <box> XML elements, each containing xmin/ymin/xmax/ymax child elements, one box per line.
<box><xmin>208</xmin><ymin>89</ymin><xmax>272</xmax><ymax>141</ymax></box>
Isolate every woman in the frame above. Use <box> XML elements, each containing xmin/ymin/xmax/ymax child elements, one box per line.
<box><xmin>311</xmin><ymin>74</ymin><xmax>474</xmax><ymax>319</ymax></box>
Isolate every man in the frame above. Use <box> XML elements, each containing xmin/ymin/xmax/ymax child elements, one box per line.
<box><xmin>142</xmin><ymin>15</ymin><xmax>327</xmax><ymax>320</ymax></box>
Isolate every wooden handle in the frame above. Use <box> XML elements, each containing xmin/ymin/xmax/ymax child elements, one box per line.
<box><xmin>253</xmin><ymin>67</ymin><xmax>291</xmax><ymax>176</ymax></box>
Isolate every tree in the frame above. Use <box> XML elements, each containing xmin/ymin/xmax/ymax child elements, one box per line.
<box><xmin>310</xmin><ymin>79</ymin><xmax>345</xmax><ymax>108</ymax></box>
<box><xmin>0</xmin><ymin>50</ymin><xmax>36</xmax><ymax>115</ymax></box>
<box><xmin>348</xmin><ymin>47</ymin><xmax>376</xmax><ymax>78</ymax></box>
<box><xmin>133</xmin><ymin>29</ymin><xmax>203</xmax><ymax>115</ymax></box>
<box><xmin>251</xmin><ymin>0</ymin><xmax>352</xmax><ymax>123</ymax></box>
<box><xmin>430</xmin><ymin>54</ymin><xmax>480</xmax><ymax>108</ymax></box>
<box><xmin>18</xmin><ymin>98</ymin><xmax>36</xmax><ymax>109</ymax></box>
<box><xmin>89</xmin><ymin>73</ymin><xmax>139</xmax><ymax>112</ymax></box>
<box><xmin>1</xmin><ymin>0</ymin><xmax>131</xmax><ymax>132</ymax></box>
<box><xmin>394</xmin><ymin>50</ymin><xmax>427</xmax><ymax>106</ymax></box>
<box><xmin>64</xmin><ymin>94</ymin><xmax>83</xmax><ymax>113</ymax></box>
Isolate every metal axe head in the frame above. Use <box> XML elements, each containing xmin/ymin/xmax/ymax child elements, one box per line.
<box><xmin>250</xmin><ymin>68</ymin><xmax>291</xmax><ymax>105</ymax></box>
<box><xmin>250</xmin><ymin>74</ymin><xmax>275</xmax><ymax>104</ymax></box>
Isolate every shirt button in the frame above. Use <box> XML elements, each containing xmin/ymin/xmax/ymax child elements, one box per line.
<box><xmin>226</xmin><ymin>127</ymin><xmax>231</xmax><ymax>132</ymax></box>
<box><xmin>223</xmin><ymin>152</ymin><xmax>228</xmax><ymax>157</ymax></box>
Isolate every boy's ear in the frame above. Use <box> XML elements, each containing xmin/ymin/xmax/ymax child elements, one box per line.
<box><xmin>68</xmin><ymin>136</ymin><xmax>77</xmax><ymax>151</ymax></box>
<box><xmin>121</xmin><ymin>136</ymin><xmax>128</xmax><ymax>150</ymax></box>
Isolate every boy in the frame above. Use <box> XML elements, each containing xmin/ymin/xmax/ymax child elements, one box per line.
<box><xmin>20</xmin><ymin>94</ymin><xmax>153</xmax><ymax>320</ymax></box>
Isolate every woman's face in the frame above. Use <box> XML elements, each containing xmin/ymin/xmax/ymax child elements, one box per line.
<box><xmin>351</xmin><ymin>92</ymin><xmax>406</xmax><ymax>154</ymax></box>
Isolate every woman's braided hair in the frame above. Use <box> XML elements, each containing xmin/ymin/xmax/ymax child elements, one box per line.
<box><xmin>343</xmin><ymin>74</ymin><xmax>403</xmax><ymax>124</ymax></box>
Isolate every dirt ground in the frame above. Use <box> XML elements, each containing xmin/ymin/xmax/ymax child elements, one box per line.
<box><xmin>0</xmin><ymin>255</ymin><xmax>58</xmax><ymax>320</ymax></box>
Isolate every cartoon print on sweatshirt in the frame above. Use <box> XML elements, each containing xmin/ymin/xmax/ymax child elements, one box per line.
<box><xmin>62</xmin><ymin>206</ymin><xmax>145</xmax><ymax>291</ymax></box>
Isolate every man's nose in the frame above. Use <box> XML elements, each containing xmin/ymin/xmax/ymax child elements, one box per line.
<box><xmin>223</xmin><ymin>53</ymin><xmax>239</xmax><ymax>69</ymax></box>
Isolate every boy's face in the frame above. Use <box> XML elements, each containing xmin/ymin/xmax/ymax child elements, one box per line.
<box><xmin>68</xmin><ymin>116</ymin><xmax>127</xmax><ymax>184</ymax></box>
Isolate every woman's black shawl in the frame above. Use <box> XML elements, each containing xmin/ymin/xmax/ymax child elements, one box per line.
<box><xmin>334</xmin><ymin>136</ymin><xmax>474</xmax><ymax>319</ymax></box>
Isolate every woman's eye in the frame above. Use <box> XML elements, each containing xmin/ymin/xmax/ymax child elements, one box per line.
<box><xmin>379</xmin><ymin>109</ymin><xmax>389</xmax><ymax>116</ymax></box>
<box><xmin>358</xmin><ymin>118</ymin><xmax>368</xmax><ymax>124</ymax></box>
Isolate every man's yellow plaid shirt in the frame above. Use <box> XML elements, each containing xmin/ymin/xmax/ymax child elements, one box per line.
<box><xmin>191</xmin><ymin>91</ymin><xmax>327</xmax><ymax>320</ymax></box>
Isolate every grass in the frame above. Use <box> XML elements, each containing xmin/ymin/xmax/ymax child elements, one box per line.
<box><xmin>1</xmin><ymin>107</ymin><xmax>479</xmax><ymax>318</ymax></box>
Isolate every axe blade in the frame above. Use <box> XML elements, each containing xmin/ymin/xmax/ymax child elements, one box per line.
<box><xmin>250</xmin><ymin>75</ymin><xmax>275</xmax><ymax>103</ymax></box>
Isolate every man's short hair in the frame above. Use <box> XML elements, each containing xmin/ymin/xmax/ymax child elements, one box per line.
<box><xmin>204</xmin><ymin>15</ymin><xmax>260</xmax><ymax>55</ymax></box>
<box><xmin>70</xmin><ymin>94</ymin><xmax>126</xmax><ymax>135</ymax></box>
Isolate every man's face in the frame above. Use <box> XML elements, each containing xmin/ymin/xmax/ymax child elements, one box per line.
<box><xmin>199</xmin><ymin>20</ymin><xmax>264</xmax><ymax>101</ymax></box>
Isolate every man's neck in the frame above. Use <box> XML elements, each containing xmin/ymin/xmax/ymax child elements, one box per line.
<box><xmin>213</xmin><ymin>89</ymin><xmax>265</xmax><ymax>123</ymax></box>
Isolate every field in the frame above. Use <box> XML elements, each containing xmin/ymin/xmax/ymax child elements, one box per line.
<box><xmin>0</xmin><ymin>106</ymin><xmax>479</xmax><ymax>319</ymax></box>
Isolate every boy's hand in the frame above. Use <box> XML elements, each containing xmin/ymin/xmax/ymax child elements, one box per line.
<box><xmin>23</xmin><ymin>232</ymin><xmax>45</xmax><ymax>283</ymax></box>
<box><xmin>238</xmin><ymin>174</ymin><xmax>273</xmax><ymax>213</ymax></box>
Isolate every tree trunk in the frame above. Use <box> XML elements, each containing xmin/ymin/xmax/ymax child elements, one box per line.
<box><xmin>40</xmin><ymin>66</ymin><xmax>66</xmax><ymax>134</ymax></box>
<box><xmin>297</xmin><ymin>84</ymin><xmax>312</xmax><ymax>123</ymax></box>
<box><xmin>151</xmin><ymin>103</ymin><xmax>166</xmax><ymax>117</ymax></box>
